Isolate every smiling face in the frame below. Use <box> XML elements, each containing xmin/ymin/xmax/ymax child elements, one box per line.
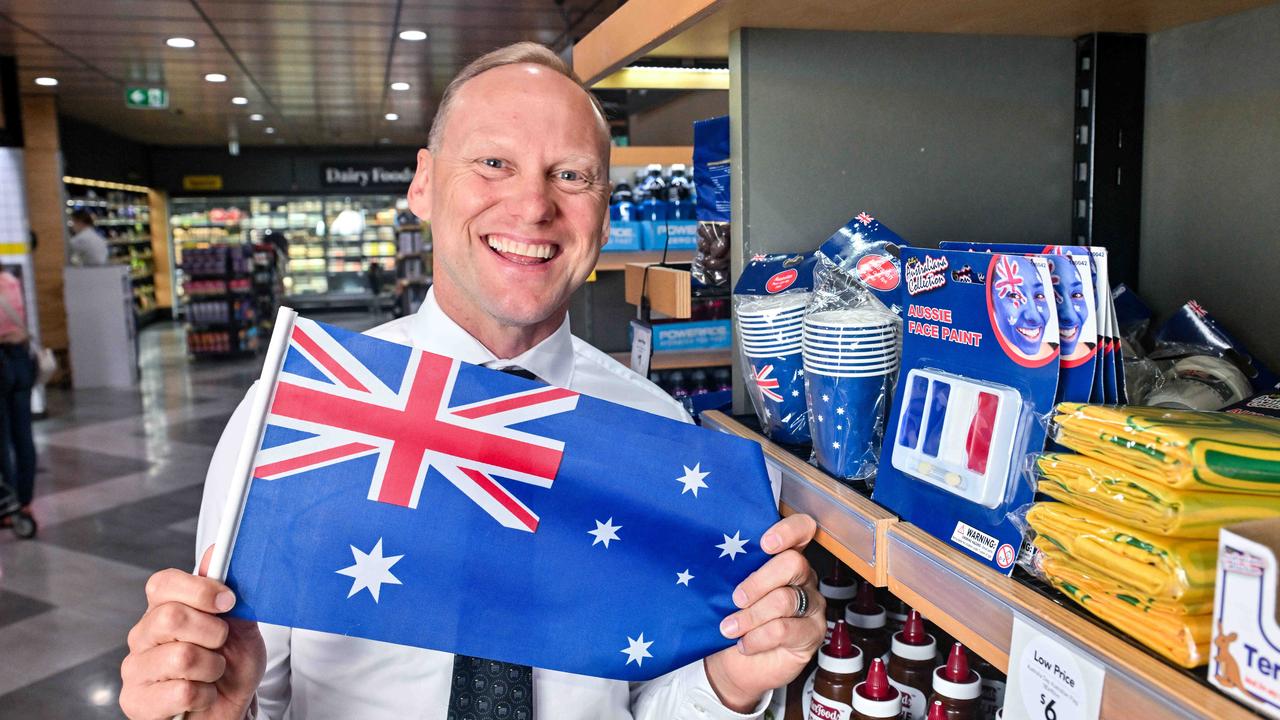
<box><xmin>407</xmin><ymin>63</ymin><xmax>610</xmax><ymax>348</ymax></box>
<box><xmin>1049</xmin><ymin>256</ymin><xmax>1089</xmax><ymax>356</ymax></box>
<box><xmin>990</xmin><ymin>255</ymin><xmax>1051</xmax><ymax>357</ymax></box>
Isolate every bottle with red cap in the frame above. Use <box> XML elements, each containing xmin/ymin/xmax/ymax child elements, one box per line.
<box><xmin>844</xmin><ymin>580</ymin><xmax>890</xmax><ymax>663</ymax></box>
<box><xmin>877</xmin><ymin>587</ymin><xmax>911</xmax><ymax>633</ymax></box>
<box><xmin>927</xmin><ymin>699</ymin><xmax>947</xmax><ymax>720</ymax></box>
<box><xmin>851</xmin><ymin>658</ymin><xmax>902</xmax><ymax>720</ymax></box>
<box><xmin>887</xmin><ymin>610</ymin><xmax>938</xmax><ymax>720</ymax></box>
<box><xmin>927</xmin><ymin>643</ymin><xmax>982</xmax><ymax>720</ymax></box>
<box><xmin>972</xmin><ymin>656</ymin><xmax>1006</xmax><ymax>720</ymax></box>
<box><xmin>807</xmin><ymin>619</ymin><xmax>866</xmax><ymax>720</ymax></box>
<box><xmin>821</xmin><ymin>564</ymin><xmax>859</xmax><ymax>640</ymax></box>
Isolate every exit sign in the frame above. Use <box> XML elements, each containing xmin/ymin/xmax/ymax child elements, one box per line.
<box><xmin>125</xmin><ymin>87</ymin><xmax>168</xmax><ymax>109</ymax></box>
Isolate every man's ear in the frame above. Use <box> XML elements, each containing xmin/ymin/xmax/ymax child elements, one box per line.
<box><xmin>406</xmin><ymin>148</ymin><xmax>433</xmax><ymax>222</ymax></box>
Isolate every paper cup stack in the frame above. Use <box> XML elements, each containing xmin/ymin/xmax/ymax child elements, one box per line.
<box><xmin>738</xmin><ymin>294</ymin><xmax>809</xmax><ymax>444</ymax></box>
<box><xmin>803</xmin><ymin>309</ymin><xmax>899</xmax><ymax>477</ymax></box>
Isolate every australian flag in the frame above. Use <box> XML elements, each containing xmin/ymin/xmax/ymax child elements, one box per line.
<box><xmin>225</xmin><ymin>317</ymin><xmax>779</xmax><ymax>681</ymax></box>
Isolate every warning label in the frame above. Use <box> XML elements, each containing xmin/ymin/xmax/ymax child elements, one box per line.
<box><xmin>951</xmin><ymin>521</ymin><xmax>999</xmax><ymax>561</ymax></box>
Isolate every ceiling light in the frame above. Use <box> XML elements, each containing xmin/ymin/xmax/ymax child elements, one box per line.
<box><xmin>390</xmin><ymin>82</ymin><xmax>410</xmax><ymax>91</ymax></box>
<box><xmin>398</xmin><ymin>30</ymin><xmax>427</xmax><ymax>41</ymax></box>
<box><xmin>378</xmin><ymin>138</ymin><xmax>392</xmax><ymax>145</ymax></box>
<box><xmin>265</xmin><ymin>127</ymin><xmax>276</xmax><ymax>134</ymax></box>
<box><xmin>34</xmin><ymin>77</ymin><xmax>58</xmax><ymax>86</ymax></box>
<box><xmin>249</xmin><ymin>113</ymin><xmax>264</xmax><ymax>121</ymax></box>
<box><xmin>385</xmin><ymin>113</ymin><xmax>399</xmax><ymax>121</ymax></box>
<box><xmin>204</xmin><ymin>73</ymin><xmax>227</xmax><ymax>83</ymax></box>
<box><xmin>166</xmin><ymin>37</ymin><xmax>196</xmax><ymax>49</ymax></box>
<box><xmin>231</xmin><ymin>96</ymin><xmax>248</xmax><ymax>105</ymax></box>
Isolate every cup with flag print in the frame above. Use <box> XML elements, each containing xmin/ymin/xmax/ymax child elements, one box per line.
<box><xmin>803</xmin><ymin>308</ymin><xmax>900</xmax><ymax>480</ymax></box>
<box><xmin>739</xmin><ymin>293</ymin><xmax>810</xmax><ymax>444</ymax></box>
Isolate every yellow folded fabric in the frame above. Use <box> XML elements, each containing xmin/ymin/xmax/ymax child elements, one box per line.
<box><xmin>1036</xmin><ymin>452</ymin><xmax>1280</xmax><ymax>539</ymax></box>
<box><xmin>1032</xmin><ymin>540</ymin><xmax>1215</xmax><ymax>613</ymax></box>
<box><xmin>1035</xmin><ymin>544</ymin><xmax>1210</xmax><ymax>667</ymax></box>
<box><xmin>1051</xmin><ymin>403</ymin><xmax>1280</xmax><ymax>494</ymax></box>
<box><xmin>1025</xmin><ymin>501</ymin><xmax>1217</xmax><ymax>600</ymax></box>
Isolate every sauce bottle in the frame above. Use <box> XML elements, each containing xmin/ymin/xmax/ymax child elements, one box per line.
<box><xmin>808</xmin><ymin>620</ymin><xmax>866</xmax><ymax>720</ymax></box>
<box><xmin>878</xmin><ymin>587</ymin><xmax>910</xmax><ymax>634</ymax></box>
<box><xmin>927</xmin><ymin>643</ymin><xmax>981</xmax><ymax>720</ymax></box>
<box><xmin>821</xmin><ymin>564</ymin><xmax>859</xmax><ymax>639</ymax></box>
<box><xmin>927</xmin><ymin>700</ymin><xmax>946</xmax><ymax>720</ymax></box>
<box><xmin>887</xmin><ymin>610</ymin><xmax>937</xmax><ymax>720</ymax></box>
<box><xmin>972</xmin><ymin>655</ymin><xmax>1006</xmax><ymax>719</ymax></box>
<box><xmin>845</xmin><ymin>580</ymin><xmax>890</xmax><ymax>663</ymax></box>
<box><xmin>852</xmin><ymin>658</ymin><xmax>902</xmax><ymax>720</ymax></box>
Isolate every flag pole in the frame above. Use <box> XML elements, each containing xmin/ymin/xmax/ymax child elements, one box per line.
<box><xmin>174</xmin><ymin>305</ymin><xmax>296</xmax><ymax>720</ymax></box>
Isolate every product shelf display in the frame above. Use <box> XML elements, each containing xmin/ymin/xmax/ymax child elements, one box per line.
<box><xmin>64</xmin><ymin>180</ymin><xmax>160</xmax><ymax>323</ymax></box>
<box><xmin>393</xmin><ymin>221</ymin><xmax>431</xmax><ymax>316</ymax></box>
<box><xmin>180</xmin><ymin>243</ymin><xmax>259</xmax><ymax>358</ymax></box>
<box><xmin>702</xmin><ymin>410</ymin><xmax>1256</xmax><ymax>719</ymax></box>
<box><xmin>170</xmin><ymin>195</ymin><xmax>410</xmax><ymax>312</ymax></box>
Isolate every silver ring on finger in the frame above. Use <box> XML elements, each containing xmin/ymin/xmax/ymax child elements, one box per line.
<box><xmin>789</xmin><ymin>584</ymin><xmax>809</xmax><ymax>618</ymax></box>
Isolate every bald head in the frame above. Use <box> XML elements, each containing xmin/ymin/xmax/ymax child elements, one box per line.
<box><xmin>427</xmin><ymin>42</ymin><xmax>609</xmax><ymax>154</ymax></box>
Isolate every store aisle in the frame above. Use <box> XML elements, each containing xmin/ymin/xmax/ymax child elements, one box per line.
<box><xmin>0</xmin><ymin>314</ymin><xmax>382</xmax><ymax>717</ymax></box>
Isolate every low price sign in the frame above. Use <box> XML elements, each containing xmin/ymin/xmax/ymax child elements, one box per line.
<box><xmin>126</xmin><ymin>87</ymin><xmax>168</xmax><ymax>110</ymax></box>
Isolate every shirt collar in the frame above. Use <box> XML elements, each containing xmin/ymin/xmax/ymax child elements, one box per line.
<box><xmin>409</xmin><ymin>286</ymin><xmax>576</xmax><ymax>388</ymax></box>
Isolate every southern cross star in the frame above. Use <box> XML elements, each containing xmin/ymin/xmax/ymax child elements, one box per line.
<box><xmin>675</xmin><ymin>463</ymin><xmax>710</xmax><ymax>497</ymax></box>
<box><xmin>717</xmin><ymin>531</ymin><xmax>749</xmax><ymax>560</ymax></box>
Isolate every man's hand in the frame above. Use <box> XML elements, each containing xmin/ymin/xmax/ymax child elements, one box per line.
<box><xmin>705</xmin><ymin>513</ymin><xmax>825</xmax><ymax>712</ymax></box>
<box><xmin>119</xmin><ymin>546</ymin><xmax>266</xmax><ymax>720</ymax></box>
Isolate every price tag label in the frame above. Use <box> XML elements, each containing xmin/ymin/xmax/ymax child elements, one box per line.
<box><xmin>1003</xmin><ymin>615</ymin><xmax>1105</xmax><ymax>720</ymax></box>
<box><xmin>630</xmin><ymin>320</ymin><xmax>653</xmax><ymax>377</ymax></box>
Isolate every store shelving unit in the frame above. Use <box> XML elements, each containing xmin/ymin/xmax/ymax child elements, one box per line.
<box><xmin>181</xmin><ymin>243</ymin><xmax>259</xmax><ymax>358</ymax></box>
<box><xmin>64</xmin><ymin>180</ymin><xmax>162</xmax><ymax>325</ymax></box>
<box><xmin>595</xmin><ymin>250</ymin><xmax>693</xmax><ymax>272</ymax></box>
<box><xmin>700</xmin><ymin>411</ymin><xmax>1253</xmax><ymax>718</ymax></box>
<box><xmin>573</xmin><ymin>2</ymin><xmax>1278</xmax><ymax>716</ymax></box>
<box><xmin>608</xmin><ymin>349</ymin><xmax>731</xmax><ymax>370</ymax></box>
<box><xmin>394</xmin><ymin>222</ymin><xmax>432</xmax><ymax>316</ymax></box>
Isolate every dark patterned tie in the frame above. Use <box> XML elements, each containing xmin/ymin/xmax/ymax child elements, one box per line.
<box><xmin>445</xmin><ymin>365</ymin><xmax>539</xmax><ymax>720</ymax></box>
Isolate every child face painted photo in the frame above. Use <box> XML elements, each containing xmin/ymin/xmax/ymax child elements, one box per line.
<box><xmin>989</xmin><ymin>255</ymin><xmax>1052</xmax><ymax>358</ymax></box>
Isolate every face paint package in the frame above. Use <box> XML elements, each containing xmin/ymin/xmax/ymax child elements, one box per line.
<box><xmin>802</xmin><ymin>213</ymin><xmax>907</xmax><ymax>484</ymax></box>
<box><xmin>872</xmin><ymin>248</ymin><xmax>1060</xmax><ymax>574</ymax></box>
<box><xmin>733</xmin><ymin>252</ymin><xmax>820</xmax><ymax>445</ymax></box>
<box><xmin>941</xmin><ymin>243</ymin><xmax>1099</xmax><ymax>406</ymax></box>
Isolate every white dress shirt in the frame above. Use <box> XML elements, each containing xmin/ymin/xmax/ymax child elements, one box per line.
<box><xmin>194</xmin><ymin>288</ymin><xmax>772</xmax><ymax>720</ymax></box>
<box><xmin>68</xmin><ymin>226</ymin><xmax>110</xmax><ymax>266</ymax></box>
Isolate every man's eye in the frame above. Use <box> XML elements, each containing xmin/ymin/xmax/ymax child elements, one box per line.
<box><xmin>555</xmin><ymin>169</ymin><xmax>590</xmax><ymax>185</ymax></box>
<box><xmin>480</xmin><ymin>158</ymin><xmax>506</xmax><ymax>169</ymax></box>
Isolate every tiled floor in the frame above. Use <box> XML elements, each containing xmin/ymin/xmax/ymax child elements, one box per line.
<box><xmin>0</xmin><ymin>313</ymin><xmax>383</xmax><ymax>717</ymax></box>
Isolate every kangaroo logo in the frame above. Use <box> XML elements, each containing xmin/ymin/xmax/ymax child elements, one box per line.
<box><xmin>1215</xmin><ymin>621</ymin><xmax>1244</xmax><ymax>691</ymax></box>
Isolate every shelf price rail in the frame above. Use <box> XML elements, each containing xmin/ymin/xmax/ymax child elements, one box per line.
<box><xmin>698</xmin><ymin>410</ymin><xmax>1255</xmax><ymax>720</ymax></box>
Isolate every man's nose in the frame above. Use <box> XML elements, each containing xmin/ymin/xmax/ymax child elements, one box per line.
<box><xmin>505</xmin><ymin>173</ymin><xmax>556</xmax><ymax>225</ymax></box>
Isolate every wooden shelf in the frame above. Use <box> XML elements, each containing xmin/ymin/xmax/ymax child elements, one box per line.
<box><xmin>609</xmin><ymin>349</ymin><xmax>731</xmax><ymax>370</ymax></box>
<box><xmin>594</xmin><ymin>250</ymin><xmax>693</xmax><ymax>272</ymax></box>
<box><xmin>573</xmin><ymin>0</ymin><xmax>1274</xmax><ymax>84</ymax></box>
<box><xmin>696</xmin><ymin>411</ymin><xmax>1257</xmax><ymax>719</ymax></box>
<box><xmin>610</xmin><ymin>146</ymin><xmax>695</xmax><ymax>166</ymax></box>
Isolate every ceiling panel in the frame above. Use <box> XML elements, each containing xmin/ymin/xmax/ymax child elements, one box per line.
<box><xmin>0</xmin><ymin>0</ymin><xmax>616</xmax><ymax>147</ymax></box>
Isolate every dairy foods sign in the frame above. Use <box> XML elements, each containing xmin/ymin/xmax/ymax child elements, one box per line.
<box><xmin>321</xmin><ymin>164</ymin><xmax>414</xmax><ymax>189</ymax></box>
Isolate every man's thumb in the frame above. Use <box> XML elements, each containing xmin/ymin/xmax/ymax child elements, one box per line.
<box><xmin>198</xmin><ymin>544</ymin><xmax>216</xmax><ymax>577</ymax></box>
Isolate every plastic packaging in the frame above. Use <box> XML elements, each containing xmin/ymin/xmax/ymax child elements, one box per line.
<box><xmin>1018</xmin><ymin>512</ymin><xmax>1210</xmax><ymax>668</ymax></box>
<box><xmin>803</xmin><ymin>216</ymin><xmax>904</xmax><ymax>481</ymax></box>
<box><xmin>1033</xmin><ymin>451</ymin><xmax>1280</xmax><ymax>539</ymax></box>
<box><xmin>692</xmin><ymin>116</ymin><xmax>731</xmax><ymax>287</ymax></box>
<box><xmin>733</xmin><ymin>253</ymin><xmax>819</xmax><ymax>445</ymax></box>
<box><xmin>1144</xmin><ymin>354</ymin><xmax>1252</xmax><ymax>410</ymax></box>
<box><xmin>1048</xmin><ymin>402</ymin><xmax>1280</xmax><ymax>493</ymax></box>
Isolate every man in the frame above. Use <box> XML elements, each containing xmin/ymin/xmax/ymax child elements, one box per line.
<box><xmin>119</xmin><ymin>43</ymin><xmax>825</xmax><ymax>720</ymax></box>
<box><xmin>68</xmin><ymin>209</ymin><xmax>110</xmax><ymax>266</ymax></box>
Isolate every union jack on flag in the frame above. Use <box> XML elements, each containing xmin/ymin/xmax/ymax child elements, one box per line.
<box><xmin>255</xmin><ymin>318</ymin><xmax>579</xmax><ymax>532</ymax></box>
<box><xmin>855</xmin><ymin>212</ymin><xmax>875</xmax><ymax>225</ymax></box>
<box><xmin>223</xmin><ymin>315</ymin><xmax>780</xmax><ymax>681</ymax></box>
<box><xmin>994</xmin><ymin>255</ymin><xmax>1025</xmax><ymax>303</ymax></box>
<box><xmin>751</xmin><ymin>363</ymin><xmax>783</xmax><ymax>402</ymax></box>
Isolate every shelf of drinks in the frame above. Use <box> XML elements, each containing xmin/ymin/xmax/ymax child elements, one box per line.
<box><xmin>572</xmin><ymin>0</ymin><xmax>1273</xmax><ymax>85</ymax></box>
<box><xmin>698</xmin><ymin>411</ymin><xmax>1255</xmax><ymax>719</ymax></box>
<box><xmin>608</xmin><ymin>349</ymin><xmax>731</xmax><ymax>370</ymax></box>
<box><xmin>595</xmin><ymin>250</ymin><xmax>694</xmax><ymax>272</ymax></box>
